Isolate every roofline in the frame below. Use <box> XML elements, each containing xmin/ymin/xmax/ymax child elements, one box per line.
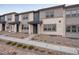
<box><xmin>1</xmin><ymin>4</ymin><xmax>79</xmax><ymax>16</ymax></box>
<box><xmin>3</xmin><ymin>12</ymin><xmax>17</xmax><ymax>15</ymax></box>
<box><xmin>66</xmin><ymin>4</ymin><xmax>79</xmax><ymax>9</ymax></box>
<box><xmin>38</xmin><ymin>4</ymin><xmax>65</xmax><ymax>11</ymax></box>
<box><xmin>18</xmin><ymin>11</ymin><xmax>34</xmax><ymax>15</ymax></box>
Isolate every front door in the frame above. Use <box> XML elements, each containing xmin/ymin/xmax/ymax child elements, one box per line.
<box><xmin>33</xmin><ymin>24</ymin><xmax>38</xmax><ymax>34</ymax></box>
<box><xmin>2</xmin><ymin>24</ymin><xmax>5</xmax><ymax>31</ymax></box>
<box><xmin>16</xmin><ymin>24</ymin><xmax>19</xmax><ymax>32</ymax></box>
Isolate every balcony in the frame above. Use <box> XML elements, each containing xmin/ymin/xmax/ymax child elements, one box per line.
<box><xmin>8</xmin><ymin>21</ymin><xmax>20</xmax><ymax>25</ymax></box>
<box><xmin>28</xmin><ymin>20</ymin><xmax>42</xmax><ymax>24</ymax></box>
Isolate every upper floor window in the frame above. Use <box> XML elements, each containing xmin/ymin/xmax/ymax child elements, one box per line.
<box><xmin>23</xmin><ymin>16</ymin><xmax>28</xmax><ymax>20</ymax></box>
<box><xmin>66</xmin><ymin>11</ymin><xmax>71</xmax><ymax>17</ymax></box>
<box><xmin>77</xmin><ymin>10</ymin><xmax>79</xmax><ymax>16</ymax></box>
<box><xmin>46</xmin><ymin>12</ymin><xmax>54</xmax><ymax>18</ymax></box>
<box><xmin>15</xmin><ymin>15</ymin><xmax>19</xmax><ymax>20</ymax></box>
<box><xmin>8</xmin><ymin>18</ymin><xmax>12</xmax><ymax>21</ymax></box>
<box><xmin>71</xmin><ymin>11</ymin><xmax>77</xmax><ymax>17</ymax></box>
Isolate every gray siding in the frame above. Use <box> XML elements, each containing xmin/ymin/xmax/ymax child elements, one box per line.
<box><xmin>0</xmin><ymin>16</ymin><xmax>5</xmax><ymax>22</ymax></box>
<box><xmin>39</xmin><ymin>7</ymin><xmax>64</xmax><ymax>19</ymax></box>
<box><xmin>34</xmin><ymin>11</ymin><xmax>39</xmax><ymax>24</ymax></box>
<box><xmin>15</xmin><ymin>15</ymin><xmax>19</xmax><ymax>22</ymax></box>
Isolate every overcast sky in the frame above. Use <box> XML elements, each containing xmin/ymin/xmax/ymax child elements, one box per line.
<box><xmin>0</xmin><ymin>4</ymin><xmax>73</xmax><ymax>15</ymax></box>
<box><xmin>0</xmin><ymin>4</ymin><xmax>61</xmax><ymax>15</ymax></box>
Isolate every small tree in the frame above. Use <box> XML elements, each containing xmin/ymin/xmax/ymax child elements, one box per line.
<box><xmin>28</xmin><ymin>45</ymin><xmax>34</xmax><ymax>50</ymax></box>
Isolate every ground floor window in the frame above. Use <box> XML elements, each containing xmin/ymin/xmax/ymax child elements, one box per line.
<box><xmin>51</xmin><ymin>24</ymin><xmax>56</xmax><ymax>31</ymax></box>
<box><xmin>22</xmin><ymin>24</ymin><xmax>29</xmax><ymax>30</ymax></box>
<box><xmin>66</xmin><ymin>25</ymin><xmax>79</xmax><ymax>33</ymax></box>
<box><xmin>66</xmin><ymin>26</ymin><xmax>71</xmax><ymax>32</ymax></box>
<box><xmin>44</xmin><ymin>24</ymin><xmax>47</xmax><ymax>31</ymax></box>
<box><xmin>78</xmin><ymin>26</ymin><xmax>79</xmax><ymax>32</ymax></box>
<box><xmin>72</xmin><ymin>25</ymin><xmax>77</xmax><ymax>32</ymax></box>
<box><xmin>44</xmin><ymin>24</ymin><xmax>56</xmax><ymax>31</ymax></box>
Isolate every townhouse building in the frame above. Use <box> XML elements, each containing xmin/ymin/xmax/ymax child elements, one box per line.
<box><xmin>0</xmin><ymin>4</ymin><xmax>79</xmax><ymax>38</ymax></box>
<box><xmin>0</xmin><ymin>15</ymin><xmax>5</xmax><ymax>31</ymax></box>
<box><xmin>18</xmin><ymin>11</ymin><xmax>34</xmax><ymax>34</ymax></box>
<box><xmin>38</xmin><ymin>5</ymin><xmax>65</xmax><ymax>37</ymax></box>
<box><xmin>65</xmin><ymin>4</ymin><xmax>79</xmax><ymax>38</ymax></box>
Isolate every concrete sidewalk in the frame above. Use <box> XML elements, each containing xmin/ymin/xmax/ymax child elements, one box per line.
<box><xmin>0</xmin><ymin>35</ymin><xmax>79</xmax><ymax>54</ymax></box>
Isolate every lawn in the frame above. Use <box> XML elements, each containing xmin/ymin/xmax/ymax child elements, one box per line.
<box><xmin>0</xmin><ymin>39</ymin><xmax>71</xmax><ymax>55</ymax></box>
<box><xmin>0</xmin><ymin>31</ymin><xmax>29</xmax><ymax>39</ymax></box>
<box><xmin>32</xmin><ymin>34</ymin><xmax>79</xmax><ymax>48</ymax></box>
<box><xmin>6</xmin><ymin>32</ymin><xmax>29</xmax><ymax>39</ymax></box>
<box><xmin>0</xmin><ymin>31</ymin><xmax>9</xmax><ymax>35</ymax></box>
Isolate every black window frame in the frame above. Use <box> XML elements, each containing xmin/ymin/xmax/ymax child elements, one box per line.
<box><xmin>66</xmin><ymin>26</ymin><xmax>71</xmax><ymax>32</ymax></box>
<box><xmin>72</xmin><ymin>25</ymin><xmax>77</xmax><ymax>32</ymax></box>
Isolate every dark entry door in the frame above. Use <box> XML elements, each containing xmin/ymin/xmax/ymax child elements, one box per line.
<box><xmin>33</xmin><ymin>24</ymin><xmax>38</xmax><ymax>34</ymax></box>
<box><xmin>2</xmin><ymin>24</ymin><xmax>5</xmax><ymax>31</ymax></box>
<box><xmin>16</xmin><ymin>24</ymin><xmax>19</xmax><ymax>32</ymax></box>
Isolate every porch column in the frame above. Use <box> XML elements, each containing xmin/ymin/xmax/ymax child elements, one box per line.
<box><xmin>38</xmin><ymin>24</ymin><xmax>41</xmax><ymax>34</ymax></box>
<box><xmin>5</xmin><ymin>23</ymin><xmax>8</xmax><ymax>31</ymax></box>
<box><xmin>29</xmin><ymin>24</ymin><xmax>33</xmax><ymax>34</ymax></box>
<box><xmin>13</xmin><ymin>24</ymin><xmax>17</xmax><ymax>32</ymax></box>
<box><xmin>19</xmin><ymin>23</ymin><xmax>22</xmax><ymax>32</ymax></box>
<box><xmin>0</xmin><ymin>24</ymin><xmax>2</xmax><ymax>31</ymax></box>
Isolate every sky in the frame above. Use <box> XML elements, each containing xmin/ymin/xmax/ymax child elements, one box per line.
<box><xmin>0</xmin><ymin>4</ymin><xmax>61</xmax><ymax>15</ymax></box>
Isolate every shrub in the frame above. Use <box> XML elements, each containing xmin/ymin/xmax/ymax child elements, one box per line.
<box><xmin>22</xmin><ymin>45</ymin><xmax>27</xmax><ymax>49</ymax></box>
<box><xmin>11</xmin><ymin>42</ymin><xmax>17</xmax><ymax>46</ymax></box>
<box><xmin>21</xmin><ymin>37</ymin><xmax>24</xmax><ymax>39</ymax></box>
<box><xmin>17</xmin><ymin>44</ymin><xmax>23</xmax><ymax>47</ymax></box>
<box><xmin>39</xmin><ymin>49</ymin><xmax>45</xmax><ymax>52</ymax></box>
<box><xmin>6</xmin><ymin>41</ymin><xmax>12</xmax><ymax>45</ymax></box>
<box><xmin>48</xmin><ymin>51</ymin><xmax>53</xmax><ymax>55</ymax></box>
<box><xmin>34</xmin><ymin>48</ymin><xmax>39</xmax><ymax>51</ymax></box>
<box><xmin>28</xmin><ymin>45</ymin><xmax>34</xmax><ymax>50</ymax></box>
<box><xmin>31</xmin><ymin>38</ymin><xmax>35</xmax><ymax>40</ymax></box>
<box><xmin>12</xmin><ymin>52</ymin><xmax>17</xmax><ymax>55</ymax></box>
<box><xmin>0</xmin><ymin>39</ymin><xmax>5</xmax><ymax>42</ymax></box>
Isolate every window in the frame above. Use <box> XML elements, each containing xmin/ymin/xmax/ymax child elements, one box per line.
<box><xmin>44</xmin><ymin>24</ymin><xmax>56</xmax><ymax>31</ymax></box>
<box><xmin>22</xmin><ymin>25</ymin><xmax>29</xmax><ymax>30</ymax></box>
<box><xmin>51</xmin><ymin>24</ymin><xmax>56</xmax><ymax>31</ymax></box>
<box><xmin>8</xmin><ymin>18</ymin><xmax>11</xmax><ymax>21</ymax></box>
<box><xmin>71</xmin><ymin>11</ymin><xmax>77</xmax><ymax>17</ymax></box>
<box><xmin>66</xmin><ymin>26</ymin><xmax>71</xmax><ymax>32</ymax></box>
<box><xmin>48</xmin><ymin>24</ymin><xmax>51</xmax><ymax>31</ymax></box>
<box><xmin>78</xmin><ymin>26</ymin><xmax>79</xmax><ymax>32</ymax></box>
<box><xmin>72</xmin><ymin>25</ymin><xmax>77</xmax><ymax>32</ymax></box>
<box><xmin>46</xmin><ymin>12</ymin><xmax>54</xmax><ymax>18</ymax></box>
<box><xmin>50</xmin><ymin>14</ymin><xmax>54</xmax><ymax>17</ymax></box>
<box><xmin>46</xmin><ymin>15</ymin><xmax>49</xmax><ymax>18</ymax></box>
<box><xmin>44</xmin><ymin>24</ymin><xmax>47</xmax><ymax>31</ymax></box>
<box><xmin>66</xmin><ymin>11</ymin><xmax>71</xmax><ymax>17</ymax></box>
<box><xmin>23</xmin><ymin>16</ymin><xmax>28</xmax><ymax>20</ymax></box>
